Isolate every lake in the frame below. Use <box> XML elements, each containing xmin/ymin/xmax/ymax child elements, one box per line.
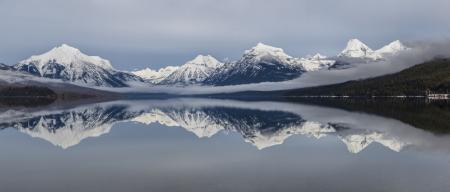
<box><xmin>0</xmin><ymin>98</ymin><xmax>449</xmax><ymax>192</ymax></box>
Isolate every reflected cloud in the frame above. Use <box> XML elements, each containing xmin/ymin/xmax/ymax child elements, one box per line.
<box><xmin>0</xmin><ymin>99</ymin><xmax>449</xmax><ymax>154</ymax></box>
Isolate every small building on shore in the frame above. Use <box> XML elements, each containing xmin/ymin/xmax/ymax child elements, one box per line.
<box><xmin>426</xmin><ymin>89</ymin><xmax>449</xmax><ymax>99</ymax></box>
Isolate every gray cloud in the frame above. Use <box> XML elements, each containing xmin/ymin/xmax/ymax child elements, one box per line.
<box><xmin>1</xmin><ymin>0</ymin><xmax>450</xmax><ymax>70</ymax></box>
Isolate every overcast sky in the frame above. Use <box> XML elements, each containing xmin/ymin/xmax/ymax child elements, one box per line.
<box><xmin>1</xmin><ymin>0</ymin><xmax>449</xmax><ymax>70</ymax></box>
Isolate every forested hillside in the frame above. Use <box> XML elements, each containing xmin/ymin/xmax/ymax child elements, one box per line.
<box><xmin>286</xmin><ymin>59</ymin><xmax>450</xmax><ymax>96</ymax></box>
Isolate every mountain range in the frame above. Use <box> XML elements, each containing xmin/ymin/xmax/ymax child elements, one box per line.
<box><xmin>138</xmin><ymin>39</ymin><xmax>409</xmax><ymax>86</ymax></box>
<box><xmin>0</xmin><ymin>39</ymin><xmax>409</xmax><ymax>88</ymax></box>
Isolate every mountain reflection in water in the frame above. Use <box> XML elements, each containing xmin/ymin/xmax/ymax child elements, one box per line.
<box><xmin>1</xmin><ymin>98</ymin><xmax>449</xmax><ymax>154</ymax></box>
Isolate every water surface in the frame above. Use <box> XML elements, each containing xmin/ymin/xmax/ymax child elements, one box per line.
<box><xmin>0</xmin><ymin>98</ymin><xmax>449</xmax><ymax>192</ymax></box>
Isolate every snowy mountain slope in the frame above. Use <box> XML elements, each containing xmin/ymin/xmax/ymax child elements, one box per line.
<box><xmin>14</xmin><ymin>44</ymin><xmax>144</xmax><ymax>87</ymax></box>
<box><xmin>132</xmin><ymin>66</ymin><xmax>179</xmax><ymax>84</ymax></box>
<box><xmin>159</xmin><ymin>55</ymin><xmax>223</xmax><ymax>85</ymax></box>
<box><xmin>298</xmin><ymin>53</ymin><xmax>336</xmax><ymax>71</ymax></box>
<box><xmin>330</xmin><ymin>39</ymin><xmax>409</xmax><ymax>69</ymax></box>
<box><xmin>338</xmin><ymin>39</ymin><xmax>381</xmax><ymax>59</ymax></box>
<box><xmin>19</xmin><ymin>44</ymin><xmax>113</xmax><ymax>71</ymax></box>
<box><xmin>375</xmin><ymin>40</ymin><xmax>409</xmax><ymax>56</ymax></box>
<box><xmin>203</xmin><ymin>43</ymin><xmax>306</xmax><ymax>86</ymax></box>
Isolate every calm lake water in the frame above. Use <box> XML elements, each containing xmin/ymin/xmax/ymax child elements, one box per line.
<box><xmin>0</xmin><ymin>98</ymin><xmax>449</xmax><ymax>192</ymax></box>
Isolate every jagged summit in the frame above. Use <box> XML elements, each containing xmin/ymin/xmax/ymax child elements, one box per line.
<box><xmin>339</xmin><ymin>38</ymin><xmax>374</xmax><ymax>58</ymax></box>
<box><xmin>20</xmin><ymin>44</ymin><xmax>113</xmax><ymax>70</ymax></box>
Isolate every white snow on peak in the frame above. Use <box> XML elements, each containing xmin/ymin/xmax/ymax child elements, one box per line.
<box><xmin>376</xmin><ymin>40</ymin><xmax>409</xmax><ymax>55</ymax></box>
<box><xmin>339</xmin><ymin>39</ymin><xmax>375</xmax><ymax>57</ymax></box>
<box><xmin>187</xmin><ymin>55</ymin><xmax>223</xmax><ymax>68</ymax></box>
<box><xmin>19</xmin><ymin>44</ymin><xmax>114</xmax><ymax>71</ymax></box>
<box><xmin>250</xmin><ymin>43</ymin><xmax>286</xmax><ymax>53</ymax></box>
<box><xmin>245</xmin><ymin>43</ymin><xmax>292</xmax><ymax>60</ymax></box>
<box><xmin>240</xmin><ymin>42</ymin><xmax>312</xmax><ymax>70</ymax></box>
<box><xmin>135</xmin><ymin>55</ymin><xmax>223</xmax><ymax>85</ymax></box>
<box><xmin>132</xmin><ymin>66</ymin><xmax>179</xmax><ymax>83</ymax></box>
<box><xmin>132</xmin><ymin>68</ymin><xmax>159</xmax><ymax>79</ymax></box>
<box><xmin>298</xmin><ymin>53</ymin><xmax>335</xmax><ymax>71</ymax></box>
<box><xmin>161</xmin><ymin>55</ymin><xmax>224</xmax><ymax>84</ymax></box>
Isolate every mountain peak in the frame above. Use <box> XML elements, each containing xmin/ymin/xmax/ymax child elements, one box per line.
<box><xmin>47</xmin><ymin>44</ymin><xmax>82</xmax><ymax>56</ymax></box>
<box><xmin>191</xmin><ymin>54</ymin><xmax>215</xmax><ymax>63</ymax></box>
<box><xmin>339</xmin><ymin>38</ymin><xmax>374</xmax><ymax>58</ymax></box>
<box><xmin>20</xmin><ymin>44</ymin><xmax>113</xmax><ymax>70</ymax></box>
<box><xmin>243</xmin><ymin>42</ymin><xmax>294</xmax><ymax>63</ymax></box>
<box><xmin>249</xmin><ymin>42</ymin><xmax>285</xmax><ymax>54</ymax></box>
<box><xmin>344</xmin><ymin>39</ymin><xmax>372</xmax><ymax>51</ymax></box>
<box><xmin>185</xmin><ymin>54</ymin><xmax>222</xmax><ymax>68</ymax></box>
<box><xmin>376</xmin><ymin>40</ymin><xmax>409</xmax><ymax>54</ymax></box>
<box><xmin>56</xmin><ymin>43</ymin><xmax>80</xmax><ymax>51</ymax></box>
<box><xmin>384</xmin><ymin>40</ymin><xmax>405</xmax><ymax>49</ymax></box>
<box><xmin>133</xmin><ymin>66</ymin><xmax>179</xmax><ymax>83</ymax></box>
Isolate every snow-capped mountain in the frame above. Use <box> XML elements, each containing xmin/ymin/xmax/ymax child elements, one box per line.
<box><xmin>159</xmin><ymin>55</ymin><xmax>223</xmax><ymax>85</ymax></box>
<box><xmin>132</xmin><ymin>55</ymin><xmax>223</xmax><ymax>85</ymax></box>
<box><xmin>14</xmin><ymin>44</ymin><xmax>143</xmax><ymax>87</ymax></box>
<box><xmin>330</xmin><ymin>39</ymin><xmax>382</xmax><ymax>70</ymax></box>
<box><xmin>338</xmin><ymin>39</ymin><xmax>381</xmax><ymax>59</ymax></box>
<box><xmin>132</xmin><ymin>66</ymin><xmax>179</xmax><ymax>84</ymax></box>
<box><xmin>375</xmin><ymin>40</ymin><xmax>409</xmax><ymax>56</ymax></box>
<box><xmin>203</xmin><ymin>43</ymin><xmax>306</xmax><ymax>86</ymax></box>
<box><xmin>330</xmin><ymin>39</ymin><xmax>409</xmax><ymax>69</ymax></box>
<box><xmin>298</xmin><ymin>53</ymin><xmax>336</xmax><ymax>71</ymax></box>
